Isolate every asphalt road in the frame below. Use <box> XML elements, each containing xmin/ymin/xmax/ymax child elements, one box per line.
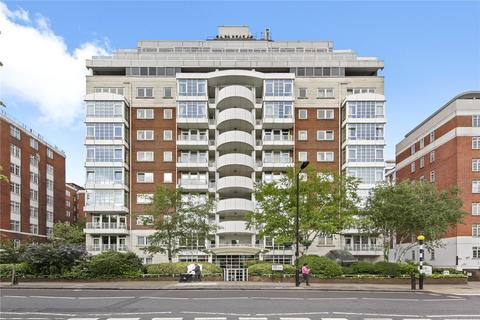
<box><xmin>1</xmin><ymin>288</ymin><xmax>479</xmax><ymax>320</ymax></box>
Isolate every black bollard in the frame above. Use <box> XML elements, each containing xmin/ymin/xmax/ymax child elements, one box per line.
<box><xmin>410</xmin><ymin>273</ymin><xmax>416</xmax><ymax>290</ymax></box>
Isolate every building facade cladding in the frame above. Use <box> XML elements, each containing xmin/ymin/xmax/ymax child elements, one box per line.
<box><xmin>395</xmin><ymin>92</ymin><xmax>480</xmax><ymax>271</ymax></box>
<box><xmin>84</xmin><ymin>27</ymin><xmax>386</xmax><ymax>265</ymax></box>
<box><xmin>0</xmin><ymin>111</ymin><xmax>66</xmax><ymax>243</ymax></box>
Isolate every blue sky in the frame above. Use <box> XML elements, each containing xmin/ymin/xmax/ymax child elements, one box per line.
<box><xmin>1</xmin><ymin>1</ymin><xmax>479</xmax><ymax>185</ymax></box>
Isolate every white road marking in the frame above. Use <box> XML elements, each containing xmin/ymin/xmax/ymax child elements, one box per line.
<box><xmin>191</xmin><ymin>297</ymin><xmax>249</xmax><ymax>300</ymax></box>
<box><xmin>428</xmin><ymin>316</ymin><xmax>480</xmax><ymax>318</ymax></box>
<box><xmin>1</xmin><ymin>295</ymin><xmax>29</xmax><ymax>298</ymax></box>
<box><xmin>280</xmin><ymin>318</ymin><xmax>312</xmax><ymax>320</ymax></box>
<box><xmin>181</xmin><ymin>312</ymin><xmax>251</xmax><ymax>317</ymax></box>
<box><xmin>104</xmin><ymin>318</ymin><xmax>139</xmax><ymax>320</ymax></box>
<box><xmin>140</xmin><ymin>296</ymin><xmax>189</xmax><ymax>300</ymax></box>
<box><xmin>363</xmin><ymin>318</ymin><xmax>393</xmax><ymax>320</ymax></box>
<box><xmin>194</xmin><ymin>318</ymin><xmax>227</xmax><ymax>320</ymax></box>
<box><xmin>77</xmin><ymin>296</ymin><xmax>135</xmax><ymax>300</ymax></box>
<box><xmin>307</xmin><ymin>297</ymin><xmax>358</xmax><ymax>301</ymax></box>
<box><xmin>29</xmin><ymin>296</ymin><xmax>76</xmax><ymax>300</ymax></box>
<box><xmin>321</xmin><ymin>318</ymin><xmax>349</xmax><ymax>320</ymax></box>
<box><xmin>257</xmin><ymin>313</ymin><xmax>329</xmax><ymax>316</ymax></box>
<box><xmin>333</xmin><ymin>312</ymin><xmax>421</xmax><ymax>317</ymax></box>
<box><xmin>239</xmin><ymin>318</ymin><xmax>268</xmax><ymax>320</ymax></box>
<box><xmin>151</xmin><ymin>318</ymin><xmax>183</xmax><ymax>320</ymax></box>
<box><xmin>0</xmin><ymin>312</ymin><xmax>76</xmax><ymax>317</ymax></box>
<box><xmin>66</xmin><ymin>318</ymin><xmax>98</xmax><ymax>320</ymax></box>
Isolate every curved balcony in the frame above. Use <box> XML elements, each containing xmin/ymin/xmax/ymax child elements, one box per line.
<box><xmin>217</xmin><ymin>131</ymin><xmax>255</xmax><ymax>152</ymax></box>
<box><xmin>217</xmin><ymin>153</ymin><xmax>254</xmax><ymax>174</ymax></box>
<box><xmin>217</xmin><ymin>221</ymin><xmax>255</xmax><ymax>234</ymax></box>
<box><xmin>217</xmin><ymin>108</ymin><xmax>255</xmax><ymax>130</ymax></box>
<box><xmin>216</xmin><ymin>85</ymin><xmax>255</xmax><ymax>110</ymax></box>
<box><xmin>217</xmin><ymin>176</ymin><xmax>254</xmax><ymax>194</ymax></box>
<box><xmin>216</xmin><ymin>198</ymin><xmax>255</xmax><ymax>215</ymax></box>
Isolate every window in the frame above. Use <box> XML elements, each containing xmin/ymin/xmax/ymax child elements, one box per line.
<box><xmin>164</xmin><ymin>87</ymin><xmax>172</xmax><ymax>98</ymax></box>
<box><xmin>86</xmin><ymin>101</ymin><xmax>123</xmax><ymax>117</ymax></box>
<box><xmin>178</xmin><ymin>101</ymin><xmax>207</xmax><ymax>118</ymax></box>
<box><xmin>473</xmin><ymin>181</ymin><xmax>480</xmax><ymax>193</ymax></box>
<box><xmin>178</xmin><ymin>80</ymin><xmax>206</xmax><ymax>96</ymax></box>
<box><xmin>164</xmin><ymin>172</ymin><xmax>173</xmax><ymax>183</ymax></box>
<box><xmin>346</xmin><ymin>87</ymin><xmax>375</xmax><ymax>95</ymax></box>
<box><xmin>30</xmin><ymin>138</ymin><xmax>38</xmax><ymax>150</ymax></box>
<box><xmin>298</xmin><ymin>88</ymin><xmax>307</xmax><ymax>98</ymax></box>
<box><xmin>430</xmin><ymin>171</ymin><xmax>436</xmax><ymax>183</ymax></box>
<box><xmin>430</xmin><ymin>151</ymin><xmax>436</xmax><ymax>163</ymax></box>
<box><xmin>163</xmin><ymin>130</ymin><xmax>173</xmax><ymax>141</ymax></box>
<box><xmin>264</xmin><ymin>101</ymin><xmax>293</xmax><ymax>118</ymax></box>
<box><xmin>137</xmin><ymin>130</ymin><xmax>154</xmax><ymax>141</ymax></box>
<box><xmin>263</xmin><ymin>129</ymin><xmax>291</xmax><ymax>141</ymax></box>
<box><xmin>86</xmin><ymin>123</ymin><xmax>123</xmax><ymax>140</ymax></box>
<box><xmin>317</xmin><ymin>109</ymin><xmax>334</xmax><ymax>119</ymax></box>
<box><xmin>137</xmin><ymin>87</ymin><xmax>153</xmax><ymax>98</ymax></box>
<box><xmin>46</xmin><ymin>179</ymin><xmax>54</xmax><ymax>191</ymax></box>
<box><xmin>47</xmin><ymin>148</ymin><xmax>53</xmax><ymax>159</ymax></box>
<box><xmin>317</xmin><ymin>235</ymin><xmax>334</xmax><ymax>245</ymax></box>
<box><xmin>317</xmin><ymin>88</ymin><xmax>334</xmax><ymax>98</ymax></box>
<box><xmin>474</xmin><ymin>246</ymin><xmax>480</xmax><ymax>259</ymax></box>
<box><xmin>30</xmin><ymin>207</ymin><xmax>38</xmax><ymax>218</ymax></box>
<box><xmin>136</xmin><ymin>193</ymin><xmax>153</xmax><ymax>204</ymax></box>
<box><xmin>473</xmin><ymin>224</ymin><xmax>480</xmax><ymax>237</ymax></box>
<box><xmin>317</xmin><ymin>130</ymin><xmax>334</xmax><ymax>141</ymax></box>
<box><xmin>298</xmin><ymin>109</ymin><xmax>308</xmax><ymax>119</ymax></box>
<box><xmin>473</xmin><ymin>115</ymin><xmax>480</xmax><ymax>127</ymax></box>
<box><xmin>430</xmin><ymin>131</ymin><xmax>435</xmax><ymax>142</ymax></box>
<box><xmin>472</xmin><ymin>203</ymin><xmax>480</xmax><ymax>215</ymax></box>
<box><xmin>347</xmin><ymin>101</ymin><xmax>384</xmax><ymax>118</ymax></box>
<box><xmin>137</xmin><ymin>236</ymin><xmax>149</xmax><ymax>247</ymax></box>
<box><xmin>86</xmin><ymin>190</ymin><xmax>124</xmax><ymax>207</ymax></box>
<box><xmin>136</xmin><ymin>151</ymin><xmax>154</xmax><ymax>162</ymax></box>
<box><xmin>473</xmin><ymin>159</ymin><xmax>480</xmax><ymax>172</ymax></box>
<box><xmin>10</xmin><ymin>144</ymin><xmax>21</xmax><ymax>158</ymax></box>
<box><xmin>411</xmin><ymin>144</ymin><xmax>416</xmax><ymax>155</ymax></box>
<box><xmin>86</xmin><ymin>146</ymin><xmax>123</xmax><ymax>162</ymax></box>
<box><xmin>348</xmin><ymin>124</ymin><xmax>384</xmax><ymax>140</ymax></box>
<box><xmin>298</xmin><ymin>130</ymin><xmax>308</xmax><ymax>141</ymax></box>
<box><xmin>137</xmin><ymin>109</ymin><xmax>154</xmax><ymax>119</ymax></box>
<box><xmin>137</xmin><ymin>172</ymin><xmax>154</xmax><ymax>183</ymax></box>
<box><xmin>46</xmin><ymin>195</ymin><xmax>53</xmax><ymax>206</ymax></box>
<box><xmin>30</xmin><ymin>189</ymin><xmax>38</xmax><ymax>201</ymax></box>
<box><xmin>30</xmin><ymin>172</ymin><xmax>39</xmax><ymax>185</ymax></box>
<box><xmin>163</xmin><ymin>109</ymin><xmax>173</xmax><ymax>119</ymax></box>
<box><xmin>264</xmin><ymin>79</ymin><xmax>293</xmax><ymax>97</ymax></box>
<box><xmin>347</xmin><ymin>167</ymin><xmax>384</xmax><ymax>184</ymax></box>
<box><xmin>430</xmin><ymin>249</ymin><xmax>435</xmax><ymax>261</ymax></box>
<box><xmin>10</xmin><ymin>182</ymin><xmax>21</xmax><ymax>195</ymax></box>
<box><xmin>419</xmin><ymin>157</ymin><xmax>425</xmax><ymax>168</ymax></box>
<box><xmin>29</xmin><ymin>224</ymin><xmax>38</xmax><ymax>234</ymax></box>
<box><xmin>86</xmin><ymin>168</ymin><xmax>123</xmax><ymax>184</ymax></box>
<box><xmin>30</xmin><ymin>155</ymin><xmax>39</xmax><ymax>167</ymax></box>
<box><xmin>10</xmin><ymin>163</ymin><xmax>20</xmax><ymax>176</ymax></box>
<box><xmin>419</xmin><ymin>138</ymin><xmax>425</xmax><ymax>149</ymax></box>
<box><xmin>411</xmin><ymin>250</ymin><xmax>416</xmax><ymax>261</ymax></box>
<box><xmin>10</xmin><ymin>126</ymin><xmax>21</xmax><ymax>139</ymax></box>
<box><xmin>348</xmin><ymin>146</ymin><xmax>384</xmax><ymax>162</ymax></box>
<box><xmin>419</xmin><ymin>176</ymin><xmax>424</xmax><ymax>182</ymax></box>
<box><xmin>163</xmin><ymin>151</ymin><xmax>173</xmax><ymax>162</ymax></box>
<box><xmin>94</xmin><ymin>87</ymin><xmax>124</xmax><ymax>95</ymax></box>
<box><xmin>473</xmin><ymin>137</ymin><xmax>480</xmax><ymax>149</ymax></box>
<box><xmin>10</xmin><ymin>220</ymin><xmax>20</xmax><ymax>231</ymax></box>
<box><xmin>298</xmin><ymin>152</ymin><xmax>308</xmax><ymax>162</ymax></box>
<box><xmin>317</xmin><ymin>151</ymin><xmax>334</xmax><ymax>162</ymax></box>
<box><xmin>136</xmin><ymin>215</ymin><xmax>154</xmax><ymax>225</ymax></box>
<box><xmin>10</xmin><ymin>201</ymin><xmax>20</xmax><ymax>215</ymax></box>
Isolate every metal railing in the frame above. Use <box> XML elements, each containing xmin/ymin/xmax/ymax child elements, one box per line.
<box><xmin>263</xmin><ymin>157</ymin><xmax>293</xmax><ymax>163</ymax></box>
<box><xmin>178</xmin><ymin>157</ymin><xmax>208</xmax><ymax>164</ymax></box>
<box><xmin>178</xmin><ymin>179</ymin><xmax>209</xmax><ymax>186</ymax></box>
<box><xmin>344</xmin><ymin>244</ymin><xmax>382</xmax><ymax>251</ymax></box>
<box><xmin>206</xmin><ymin>243</ymin><xmax>264</xmax><ymax>249</ymax></box>
<box><xmin>263</xmin><ymin>135</ymin><xmax>293</xmax><ymax>142</ymax></box>
<box><xmin>85</xmin><ymin>222</ymin><xmax>127</xmax><ymax>230</ymax></box>
<box><xmin>178</xmin><ymin>135</ymin><xmax>208</xmax><ymax>141</ymax></box>
<box><xmin>87</xmin><ymin>244</ymin><xmax>128</xmax><ymax>252</ymax></box>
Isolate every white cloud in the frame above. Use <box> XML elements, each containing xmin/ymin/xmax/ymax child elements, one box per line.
<box><xmin>0</xmin><ymin>2</ymin><xmax>109</xmax><ymax>125</ymax></box>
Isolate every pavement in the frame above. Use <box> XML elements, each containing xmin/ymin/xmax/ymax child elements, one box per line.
<box><xmin>1</xmin><ymin>280</ymin><xmax>480</xmax><ymax>295</ymax></box>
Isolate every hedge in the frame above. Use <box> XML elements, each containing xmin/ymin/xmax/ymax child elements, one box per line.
<box><xmin>248</xmin><ymin>263</ymin><xmax>296</xmax><ymax>276</ymax></box>
<box><xmin>146</xmin><ymin>262</ymin><xmax>222</xmax><ymax>275</ymax></box>
<box><xmin>0</xmin><ymin>263</ymin><xmax>30</xmax><ymax>278</ymax></box>
<box><xmin>344</xmin><ymin>261</ymin><xmax>416</xmax><ymax>277</ymax></box>
<box><xmin>297</xmin><ymin>255</ymin><xmax>343</xmax><ymax>278</ymax></box>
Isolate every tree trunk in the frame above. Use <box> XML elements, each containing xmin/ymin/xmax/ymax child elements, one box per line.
<box><xmin>11</xmin><ymin>263</ymin><xmax>17</xmax><ymax>286</ymax></box>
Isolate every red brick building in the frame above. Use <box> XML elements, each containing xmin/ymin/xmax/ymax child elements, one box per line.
<box><xmin>395</xmin><ymin>91</ymin><xmax>480</xmax><ymax>271</ymax></box>
<box><xmin>0</xmin><ymin>111</ymin><xmax>67</xmax><ymax>244</ymax></box>
<box><xmin>66</xmin><ymin>183</ymin><xmax>85</xmax><ymax>222</ymax></box>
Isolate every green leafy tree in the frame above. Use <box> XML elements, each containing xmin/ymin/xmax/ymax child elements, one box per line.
<box><xmin>248</xmin><ymin>167</ymin><xmax>359</xmax><ymax>254</ymax></box>
<box><xmin>0</xmin><ymin>165</ymin><xmax>8</xmax><ymax>183</ymax></box>
<box><xmin>362</xmin><ymin>181</ymin><xmax>466</xmax><ymax>261</ymax></box>
<box><xmin>143</xmin><ymin>186</ymin><xmax>216</xmax><ymax>262</ymax></box>
<box><xmin>48</xmin><ymin>220</ymin><xmax>86</xmax><ymax>245</ymax></box>
<box><xmin>0</xmin><ymin>240</ymin><xmax>26</xmax><ymax>285</ymax></box>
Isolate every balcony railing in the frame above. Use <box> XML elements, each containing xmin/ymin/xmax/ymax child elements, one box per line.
<box><xmin>178</xmin><ymin>135</ymin><xmax>208</xmax><ymax>141</ymax></box>
<box><xmin>85</xmin><ymin>222</ymin><xmax>127</xmax><ymax>230</ymax></box>
<box><xmin>87</xmin><ymin>244</ymin><xmax>128</xmax><ymax>252</ymax></box>
<box><xmin>206</xmin><ymin>243</ymin><xmax>264</xmax><ymax>249</ymax></box>
<box><xmin>344</xmin><ymin>244</ymin><xmax>382</xmax><ymax>252</ymax></box>
<box><xmin>263</xmin><ymin>135</ymin><xmax>293</xmax><ymax>141</ymax></box>
<box><xmin>178</xmin><ymin>157</ymin><xmax>208</xmax><ymax>164</ymax></box>
<box><xmin>263</xmin><ymin>157</ymin><xmax>293</xmax><ymax>163</ymax></box>
<box><xmin>178</xmin><ymin>179</ymin><xmax>208</xmax><ymax>186</ymax></box>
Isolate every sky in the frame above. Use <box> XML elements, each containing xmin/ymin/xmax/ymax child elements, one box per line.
<box><xmin>1</xmin><ymin>0</ymin><xmax>479</xmax><ymax>185</ymax></box>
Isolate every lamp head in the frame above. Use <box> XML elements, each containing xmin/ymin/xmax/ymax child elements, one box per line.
<box><xmin>417</xmin><ymin>235</ymin><xmax>425</xmax><ymax>241</ymax></box>
<box><xmin>300</xmin><ymin>161</ymin><xmax>310</xmax><ymax>170</ymax></box>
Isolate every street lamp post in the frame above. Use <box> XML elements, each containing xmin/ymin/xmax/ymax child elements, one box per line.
<box><xmin>417</xmin><ymin>235</ymin><xmax>425</xmax><ymax>290</ymax></box>
<box><xmin>295</xmin><ymin>161</ymin><xmax>309</xmax><ymax>287</ymax></box>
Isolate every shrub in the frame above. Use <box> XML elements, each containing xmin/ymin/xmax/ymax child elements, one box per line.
<box><xmin>297</xmin><ymin>255</ymin><xmax>343</xmax><ymax>278</ymax></box>
<box><xmin>351</xmin><ymin>262</ymin><xmax>379</xmax><ymax>274</ymax></box>
<box><xmin>21</xmin><ymin>243</ymin><xmax>86</xmax><ymax>275</ymax></box>
<box><xmin>375</xmin><ymin>261</ymin><xmax>415</xmax><ymax>277</ymax></box>
<box><xmin>248</xmin><ymin>263</ymin><xmax>295</xmax><ymax>276</ymax></box>
<box><xmin>88</xmin><ymin>251</ymin><xmax>144</xmax><ymax>277</ymax></box>
<box><xmin>146</xmin><ymin>262</ymin><xmax>222</xmax><ymax>275</ymax></box>
<box><xmin>0</xmin><ymin>263</ymin><xmax>30</xmax><ymax>278</ymax></box>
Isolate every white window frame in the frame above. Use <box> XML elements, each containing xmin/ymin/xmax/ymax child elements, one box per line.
<box><xmin>430</xmin><ymin>150</ymin><xmax>436</xmax><ymax>163</ymax></box>
<box><xmin>473</xmin><ymin>137</ymin><xmax>480</xmax><ymax>149</ymax></box>
<box><xmin>164</xmin><ymin>87</ymin><xmax>172</xmax><ymax>98</ymax></box>
<box><xmin>136</xmin><ymin>193</ymin><xmax>153</xmax><ymax>204</ymax></box>
<box><xmin>317</xmin><ymin>130</ymin><xmax>334</xmax><ymax>141</ymax></box>
<box><xmin>430</xmin><ymin>170</ymin><xmax>436</xmax><ymax>182</ymax></box>
<box><xmin>473</xmin><ymin>115</ymin><xmax>480</xmax><ymax>127</ymax></box>
<box><xmin>430</xmin><ymin>131</ymin><xmax>435</xmax><ymax>142</ymax></box>
<box><xmin>137</xmin><ymin>87</ymin><xmax>153</xmax><ymax>98</ymax></box>
<box><xmin>136</xmin><ymin>151</ymin><xmax>154</xmax><ymax>162</ymax></box>
<box><xmin>411</xmin><ymin>162</ymin><xmax>416</xmax><ymax>173</ymax></box>
<box><xmin>472</xmin><ymin>203</ymin><xmax>480</xmax><ymax>216</ymax></box>
<box><xmin>298</xmin><ymin>109</ymin><xmax>308</xmax><ymax>119</ymax></box>
<box><xmin>164</xmin><ymin>130</ymin><xmax>173</xmax><ymax>141</ymax></box>
<box><xmin>298</xmin><ymin>87</ymin><xmax>307</xmax><ymax>98</ymax></box>
<box><xmin>163</xmin><ymin>109</ymin><xmax>173</xmax><ymax>119</ymax></box>
<box><xmin>137</xmin><ymin>172</ymin><xmax>154</xmax><ymax>183</ymax></box>
<box><xmin>298</xmin><ymin>130</ymin><xmax>308</xmax><ymax>141</ymax></box>
<box><xmin>419</xmin><ymin>157</ymin><xmax>425</xmax><ymax>168</ymax></box>
<box><xmin>164</xmin><ymin>172</ymin><xmax>173</xmax><ymax>183</ymax></box>
<box><xmin>47</xmin><ymin>148</ymin><xmax>54</xmax><ymax>159</ymax></box>
<box><xmin>317</xmin><ymin>88</ymin><xmax>334</xmax><ymax>99</ymax></box>
<box><xmin>137</xmin><ymin>130</ymin><xmax>154</xmax><ymax>141</ymax></box>
<box><xmin>473</xmin><ymin>181</ymin><xmax>480</xmax><ymax>193</ymax></box>
<box><xmin>473</xmin><ymin>224</ymin><xmax>480</xmax><ymax>237</ymax></box>
<box><xmin>137</xmin><ymin>109</ymin><xmax>154</xmax><ymax>119</ymax></box>
<box><xmin>298</xmin><ymin>151</ymin><xmax>308</xmax><ymax>162</ymax></box>
<box><xmin>163</xmin><ymin>151</ymin><xmax>173</xmax><ymax>162</ymax></box>
<box><xmin>419</xmin><ymin>138</ymin><xmax>425</xmax><ymax>149</ymax></box>
<box><xmin>317</xmin><ymin>109</ymin><xmax>334</xmax><ymax>119</ymax></box>
<box><xmin>317</xmin><ymin>151</ymin><xmax>334</xmax><ymax>162</ymax></box>
<box><xmin>473</xmin><ymin>159</ymin><xmax>480</xmax><ymax>172</ymax></box>
<box><xmin>411</xmin><ymin>144</ymin><xmax>416</xmax><ymax>155</ymax></box>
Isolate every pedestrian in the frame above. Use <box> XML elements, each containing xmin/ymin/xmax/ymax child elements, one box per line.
<box><xmin>301</xmin><ymin>263</ymin><xmax>310</xmax><ymax>286</ymax></box>
<box><xmin>193</xmin><ymin>263</ymin><xmax>202</xmax><ymax>281</ymax></box>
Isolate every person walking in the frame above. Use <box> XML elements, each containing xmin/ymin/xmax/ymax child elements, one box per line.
<box><xmin>301</xmin><ymin>263</ymin><xmax>310</xmax><ymax>286</ymax></box>
<box><xmin>193</xmin><ymin>263</ymin><xmax>202</xmax><ymax>281</ymax></box>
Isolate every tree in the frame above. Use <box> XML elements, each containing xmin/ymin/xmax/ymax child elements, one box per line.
<box><xmin>362</xmin><ymin>181</ymin><xmax>467</xmax><ymax>261</ymax></box>
<box><xmin>0</xmin><ymin>240</ymin><xmax>26</xmax><ymax>285</ymax></box>
<box><xmin>48</xmin><ymin>220</ymin><xmax>86</xmax><ymax>245</ymax></box>
<box><xmin>143</xmin><ymin>186</ymin><xmax>216</xmax><ymax>262</ymax></box>
<box><xmin>247</xmin><ymin>167</ymin><xmax>359</xmax><ymax>254</ymax></box>
<box><xmin>0</xmin><ymin>165</ymin><xmax>7</xmax><ymax>183</ymax></box>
